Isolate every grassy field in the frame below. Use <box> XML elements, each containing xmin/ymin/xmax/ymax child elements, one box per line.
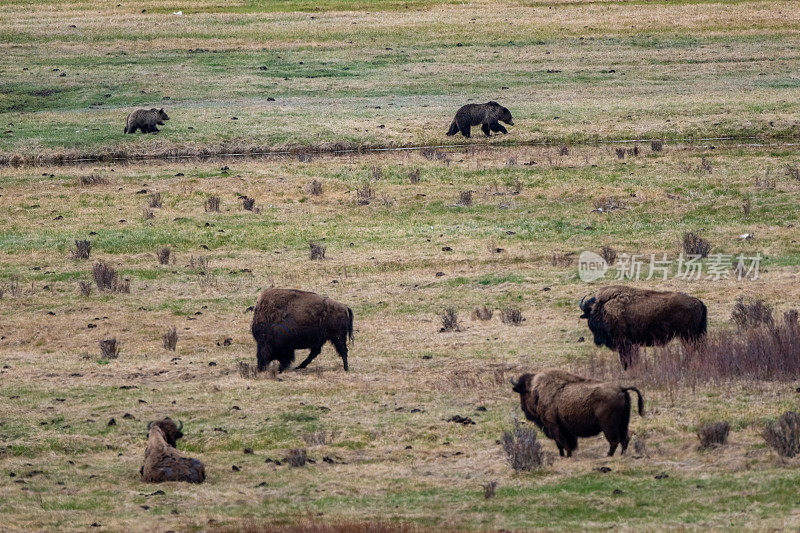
<box><xmin>2</xmin><ymin>0</ymin><xmax>800</xmax><ymax>531</ymax></box>
<box><xmin>1</xmin><ymin>142</ymin><xmax>800</xmax><ymax>531</ymax></box>
<box><xmin>2</xmin><ymin>0</ymin><xmax>800</xmax><ymax>162</ymax></box>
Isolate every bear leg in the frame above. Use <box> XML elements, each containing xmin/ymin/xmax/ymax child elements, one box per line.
<box><xmin>490</xmin><ymin>122</ymin><xmax>508</xmax><ymax>134</ymax></box>
<box><xmin>481</xmin><ymin>123</ymin><xmax>491</xmax><ymax>136</ymax></box>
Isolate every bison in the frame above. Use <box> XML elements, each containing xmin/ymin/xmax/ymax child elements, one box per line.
<box><xmin>251</xmin><ymin>288</ymin><xmax>354</xmax><ymax>372</ymax></box>
<box><xmin>510</xmin><ymin>369</ymin><xmax>644</xmax><ymax>457</ymax></box>
<box><xmin>579</xmin><ymin>285</ymin><xmax>707</xmax><ymax>369</ymax></box>
<box><xmin>141</xmin><ymin>417</ymin><xmax>205</xmax><ymax>483</ymax></box>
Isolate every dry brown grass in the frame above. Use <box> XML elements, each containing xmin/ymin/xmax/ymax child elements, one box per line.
<box><xmin>1</xmin><ymin>146</ymin><xmax>800</xmax><ymax>530</ymax></box>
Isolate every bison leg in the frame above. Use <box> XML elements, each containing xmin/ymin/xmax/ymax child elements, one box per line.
<box><xmin>256</xmin><ymin>342</ymin><xmax>272</xmax><ymax>371</ymax></box>
<box><xmin>277</xmin><ymin>349</ymin><xmax>295</xmax><ymax>372</ymax></box>
<box><xmin>607</xmin><ymin>441</ymin><xmax>619</xmax><ymax>457</ymax></box>
<box><xmin>490</xmin><ymin>122</ymin><xmax>508</xmax><ymax>134</ymax></box>
<box><xmin>332</xmin><ymin>337</ymin><xmax>349</xmax><ymax>371</ymax></box>
<box><xmin>295</xmin><ymin>344</ymin><xmax>323</xmax><ymax>370</ymax></box>
<box><xmin>481</xmin><ymin>123</ymin><xmax>491</xmax><ymax>136</ymax></box>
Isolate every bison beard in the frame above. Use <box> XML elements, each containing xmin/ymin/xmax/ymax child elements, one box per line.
<box><xmin>511</xmin><ymin>369</ymin><xmax>644</xmax><ymax>458</ymax></box>
<box><xmin>251</xmin><ymin>288</ymin><xmax>354</xmax><ymax>372</ymax></box>
<box><xmin>579</xmin><ymin>285</ymin><xmax>707</xmax><ymax>369</ymax></box>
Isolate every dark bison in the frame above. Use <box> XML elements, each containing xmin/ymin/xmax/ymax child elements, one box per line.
<box><xmin>251</xmin><ymin>288</ymin><xmax>353</xmax><ymax>372</ymax></box>
<box><xmin>446</xmin><ymin>101</ymin><xmax>514</xmax><ymax>138</ymax></box>
<box><xmin>140</xmin><ymin>418</ymin><xmax>205</xmax><ymax>483</ymax></box>
<box><xmin>510</xmin><ymin>369</ymin><xmax>644</xmax><ymax>457</ymax></box>
<box><xmin>579</xmin><ymin>285</ymin><xmax>707</xmax><ymax>369</ymax></box>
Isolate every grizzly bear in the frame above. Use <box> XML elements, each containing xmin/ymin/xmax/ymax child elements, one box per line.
<box><xmin>446</xmin><ymin>101</ymin><xmax>514</xmax><ymax>138</ymax></box>
<box><xmin>124</xmin><ymin>108</ymin><xmax>170</xmax><ymax>134</ymax></box>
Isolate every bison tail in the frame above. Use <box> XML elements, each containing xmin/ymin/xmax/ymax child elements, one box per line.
<box><xmin>623</xmin><ymin>387</ymin><xmax>645</xmax><ymax>416</ymax></box>
<box><xmin>446</xmin><ymin>120</ymin><xmax>459</xmax><ymax>136</ymax></box>
<box><xmin>347</xmin><ymin>307</ymin><xmax>354</xmax><ymax>342</ymax></box>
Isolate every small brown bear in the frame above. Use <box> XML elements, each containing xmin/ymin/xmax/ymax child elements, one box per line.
<box><xmin>124</xmin><ymin>108</ymin><xmax>170</xmax><ymax>134</ymax></box>
<box><xmin>446</xmin><ymin>101</ymin><xmax>514</xmax><ymax>138</ymax></box>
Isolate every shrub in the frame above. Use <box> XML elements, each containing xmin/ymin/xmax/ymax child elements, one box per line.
<box><xmin>408</xmin><ymin>168</ymin><xmax>421</xmax><ymax>184</ymax></box>
<box><xmin>501</xmin><ymin>308</ymin><xmax>523</xmax><ymax>325</ymax></box>
<box><xmin>356</xmin><ymin>181</ymin><xmax>374</xmax><ymax>205</ymax></box>
<box><xmin>700</xmin><ymin>157</ymin><xmax>712</xmax><ymax>174</ymax></box>
<box><xmin>420</xmin><ymin>147</ymin><xmax>449</xmax><ymax>162</ymax></box>
<box><xmin>141</xmin><ymin>208</ymin><xmax>155</xmax><ymax>220</ymax></box>
<box><xmin>157</xmin><ymin>247</ymin><xmax>171</xmax><ymax>265</ymax></box>
<box><xmin>79</xmin><ymin>174</ymin><xmax>108</xmax><ymax>186</ymax></box>
<box><xmin>286</xmin><ymin>448</ymin><xmax>307</xmax><ymax>467</ymax></box>
<box><xmin>237</xmin><ymin>361</ymin><xmax>258</xmax><ymax>379</ymax></box>
<box><xmin>763</xmin><ymin>411</ymin><xmax>800</xmax><ymax>458</ymax></box>
<box><xmin>550</xmin><ymin>252</ymin><xmax>574</xmax><ymax>267</ymax></box>
<box><xmin>93</xmin><ymin>260</ymin><xmax>117</xmax><ymax>291</ymax></box>
<box><xmin>501</xmin><ymin>419</ymin><xmax>547</xmax><ymax>472</ymax></box>
<box><xmin>371</xmin><ymin>165</ymin><xmax>382</xmax><ymax>180</ymax></box>
<box><xmin>651</xmin><ymin>139</ymin><xmax>664</xmax><ymax>152</ymax></box>
<box><xmin>189</xmin><ymin>255</ymin><xmax>208</xmax><ymax>271</ymax></box>
<box><xmin>204</xmin><ymin>195</ymin><xmax>220</xmax><ymax>212</ymax></box>
<box><xmin>241</xmin><ymin>196</ymin><xmax>256</xmax><ymax>211</ymax></box>
<box><xmin>593</xmin><ymin>196</ymin><xmax>625</xmax><ymax>213</ymax></box>
<box><xmin>309</xmin><ymin>242</ymin><xmax>326</xmax><ymax>260</ymax></box>
<box><xmin>697</xmin><ymin>421</ymin><xmax>730</xmax><ymax>449</ymax></box>
<box><xmin>440</xmin><ymin>308</ymin><xmax>460</xmax><ymax>332</ymax></box>
<box><xmin>71</xmin><ymin>240</ymin><xmax>91</xmax><ymax>260</ymax></box>
<box><xmin>458</xmin><ymin>190</ymin><xmax>473</xmax><ymax>206</ymax></box>
<box><xmin>149</xmin><ymin>192</ymin><xmax>162</xmax><ymax>208</ymax></box>
<box><xmin>682</xmin><ymin>231</ymin><xmax>711</xmax><ymax>257</ymax></box>
<box><xmin>615</xmin><ymin>147</ymin><xmax>625</xmax><ymax>160</ymax></box>
<box><xmin>579</xmin><ymin>317</ymin><xmax>800</xmax><ymax>388</ymax></box>
<box><xmin>742</xmin><ymin>196</ymin><xmax>752</xmax><ymax>218</ymax></box>
<box><xmin>472</xmin><ymin>306</ymin><xmax>493</xmax><ymax>321</ymax></box>
<box><xmin>786</xmin><ymin>164</ymin><xmax>800</xmax><ymax>182</ymax></box>
<box><xmin>483</xmin><ymin>481</ymin><xmax>497</xmax><ymax>499</ymax></box>
<box><xmin>731</xmin><ymin>298</ymin><xmax>774</xmax><ymax>330</ymax></box>
<box><xmin>302</xmin><ymin>430</ymin><xmax>330</xmax><ymax>446</ymax></box>
<box><xmin>163</xmin><ymin>327</ymin><xmax>177</xmax><ymax>351</ymax></box>
<box><xmin>558</xmin><ymin>144</ymin><xmax>569</xmax><ymax>156</ymax></box>
<box><xmin>600</xmin><ymin>245</ymin><xmax>617</xmax><ymax>265</ymax></box>
<box><xmin>307</xmin><ymin>179</ymin><xmax>323</xmax><ymax>196</ymax></box>
<box><xmin>99</xmin><ymin>338</ymin><xmax>119</xmax><ymax>359</ymax></box>
<box><xmin>78</xmin><ymin>281</ymin><xmax>92</xmax><ymax>297</ymax></box>
<box><xmin>114</xmin><ymin>277</ymin><xmax>130</xmax><ymax>293</ymax></box>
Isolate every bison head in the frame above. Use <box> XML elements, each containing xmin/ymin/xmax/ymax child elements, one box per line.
<box><xmin>510</xmin><ymin>373</ymin><xmax>535</xmax><ymax>394</ymax></box>
<box><xmin>579</xmin><ymin>295</ymin><xmax>597</xmax><ymax>319</ymax></box>
<box><xmin>510</xmin><ymin>373</ymin><xmax>543</xmax><ymax>428</ymax></box>
<box><xmin>147</xmin><ymin>417</ymin><xmax>183</xmax><ymax>447</ymax></box>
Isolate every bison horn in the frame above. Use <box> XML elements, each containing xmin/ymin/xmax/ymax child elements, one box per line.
<box><xmin>509</xmin><ymin>377</ymin><xmax>519</xmax><ymax>388</ymax></box>
<box><xmin>177</xmin><ymin>420</ymin><xmax>183</xmax><ymax>432</ymax></box>
<box><xmin>579</xmin><ymin>295</ymin><xmax>588</xmax><ymax>310</ymax></box>
<box><xmin>147</xmin><ymin>421</ymin><xmax>153</xmax><ymax>430</ymax></box>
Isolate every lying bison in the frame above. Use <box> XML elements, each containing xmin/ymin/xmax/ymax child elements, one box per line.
<box><xmin>510</xmin><ymin>369</ymin><xmax>644</xmax><ymax>457</ymax></box>
<box><xmin>140</xmin><ymin>417</ymin><xmax>205</xmax><ymax>483</ymax></box>
<box><xmin>579</xmin><ymin>285</ymin><xmax>707</xmax><ymax>369</ymax></box>
<box><xmin>251</xmin><ymin>288</ymin><xmax>353</xmax><ymax>372</ymax></box>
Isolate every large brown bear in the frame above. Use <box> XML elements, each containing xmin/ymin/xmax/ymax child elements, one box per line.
<box><xmin>124</xmin><ymin>108</ymin><xmax>170</xmax><ymax>134</ymax></box>
<box><xmin>446</xmin><ymin>101</ymin><xmax>514</xmax><ymax>138</ymax></box>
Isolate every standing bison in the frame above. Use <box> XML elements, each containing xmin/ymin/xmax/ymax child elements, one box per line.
<box><xmin>579</xmin><ymin>285</ymin><xmax>707</xmax><ymax>369</ymax></box>
<box><xmin>510</xmin><ymin>369</ymin><xmax>644</xmax><ymax>457</ymax></box>
<box><xmin>251</xmin><ymin>288</ymin><xmax>353</xmax><ymax>372</ymax></box>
